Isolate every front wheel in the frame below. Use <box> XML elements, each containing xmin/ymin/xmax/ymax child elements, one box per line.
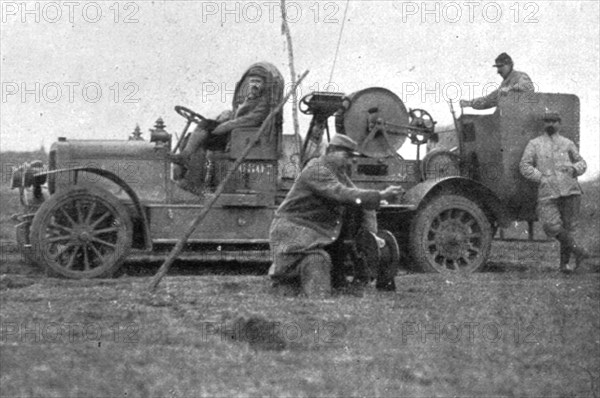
<box><xmin>410</xmin><ymin>194</ymin><xmax>492</xmax><ymax>273</ymax></box>
<box><xmin>30</xmin><ymin>186</ymin><xmax>132</xmax><ymax>278</ymax></box>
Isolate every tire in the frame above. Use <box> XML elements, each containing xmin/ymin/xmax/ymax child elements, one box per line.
<box><xmin>410</xmin><ymin>194</ymin><xmax>492</xmax><ymax>273</ymax></box>
<box><xmin>30</xmin><ymin>186</ymin><xmax>133</xmax><ymax>279</ymax></box>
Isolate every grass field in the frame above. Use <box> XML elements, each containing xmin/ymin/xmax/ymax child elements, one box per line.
<box><xmin>1</xmin><ymin>264</ymin><xmax>599</xmax><ymax>397</ymax></box>
<box><xmin>0</xmin><ymin>152</ymin><xmax>599</xmax><ymax>397</ymax></box>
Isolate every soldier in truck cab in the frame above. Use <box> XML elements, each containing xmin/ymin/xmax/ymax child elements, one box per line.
<box><xmin>169</xmin><ymin>67</ymin><xmax>270</xmax><ymax>191</ymax></box>
<box><xmin>460</xmin><ymin>52</ymin><xmax>534</xmax><ymax>110</ymax></box>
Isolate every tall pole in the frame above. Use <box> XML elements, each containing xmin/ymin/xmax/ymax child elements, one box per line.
<box><xmin>329</xmin><ymin>0</ymin><xmax>350</xmax><ymax>83</ymax></box>
<box><xmin>281</xmin><ymin>0</ymin><xmax>302</xmax><ymax>153</ymax></box>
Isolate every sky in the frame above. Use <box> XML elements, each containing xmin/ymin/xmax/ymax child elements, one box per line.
<box><xmin>1</xmin><ymin>0</ymin><xmax>599</xmax><ymax>179</ymax></box>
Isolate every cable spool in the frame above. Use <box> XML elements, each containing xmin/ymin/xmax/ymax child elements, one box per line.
<box><xmin>377</xmin><ymin>230</ymin><xmax>400</xmax><ymax>267</ymax></box>
<box><xmin>354</xmin><ymin>228</ymin><xmax>400</xmax><ymax>281</ymax></box>
<box><xmin>335</xmin><ymin>87</ymin><xmax>409</xmax><ymax>158</ymax></box>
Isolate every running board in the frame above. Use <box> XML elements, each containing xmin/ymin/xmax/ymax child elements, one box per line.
<box><xmin>127</xmin><ymin>249</ymin><xmax>272</xmax><ymax>263</ymax></box>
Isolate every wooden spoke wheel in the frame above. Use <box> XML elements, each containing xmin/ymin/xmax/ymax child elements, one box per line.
<box><xmin>410</xmin><ymin>194</ymin><xmax>492</xmax><ymax>273</ymax></box>
<box><xmin>30</xmin><ymin>186</ymin><xmax>132</xmax><ymax>278</ymax></box>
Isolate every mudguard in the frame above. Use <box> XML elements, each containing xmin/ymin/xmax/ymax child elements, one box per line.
<box><xmin>401</xmin><ymin>176</ymin><xmax>510</xmax><ymax>228</ymax></box>
<box><xmin>34</xmin><ymin>167</ymin><xmax>152</xmax><ymax>250</ymax></box>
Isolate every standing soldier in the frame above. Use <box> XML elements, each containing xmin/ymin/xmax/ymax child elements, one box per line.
<box><xmin>520</xmin><ymin>110</ymin><xmax>590</xmax><ymax>272</ymax></box>
<box><xmin>460</xmin><ymin>52</ymin><xmax>534</xmax><ymax>109</ymax></box>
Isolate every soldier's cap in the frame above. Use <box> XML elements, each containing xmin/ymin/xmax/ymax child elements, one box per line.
<box><xmin>247</xmin><ymin>67</ymin><xmax>268</xmax><ymax>80</ymax></box>
<box><xmin>492</xmin><ymin>52</ymin><xmax>513</xmax><ymax>67</ymax></box>
<box><xmin>329</xmin><ymin>134</ymin><xmax>359</xmax><ymax>154</ymax></box>
<box><xmin>542</xmin><ymin>110</ymin><xmax>561</xmax><ymax>122</ymax></box>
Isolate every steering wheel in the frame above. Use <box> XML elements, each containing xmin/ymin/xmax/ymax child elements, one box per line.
<box><xmin>174</xmin><ymin>105</ymin><xmax>208</xmax><ymax>125</ymax></box>
<box><xmin>172</xmin><ymin>106</ymin><xmax>210</xmax><ymax>154</ymax></box>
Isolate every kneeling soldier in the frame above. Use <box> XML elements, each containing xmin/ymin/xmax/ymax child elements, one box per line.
<box><xmin>268</xmin><ymin>134</ymin><xmax>404</xmax><ymax>297</ymax></box>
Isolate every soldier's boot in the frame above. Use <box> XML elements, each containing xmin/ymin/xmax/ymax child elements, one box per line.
<box><xmin>169</xmin><ymin>130</ymin><xmax>209</xmax><ymax>166</ymax></box>
<box><xmin>572</xmin><ymin>244</ymin><xmax>590</xmax><ymax>271</ymax></box>
<box><xmin>376</xmin><ymin>261</ymin><xmax>397</xmax><ymax>291</ymax></box>
<box><xmin>300</xmin><ymin>252</ymin><xmax>332</xmax><ymax>298</ymax></box>
<box><xmin>559</xmin><ymin>243</ymin><xmax>572</xmax><ymax>273</ymax></box>
<box><xmin>557</xmin><ymin>230</ymin><xmax>590</xmax><ymax>272</ymax></box>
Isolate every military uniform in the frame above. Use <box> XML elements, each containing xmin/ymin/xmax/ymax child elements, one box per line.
<box><xmin>269</xmin><ymin>155</ymin><xmax>382</xmax><ymax>295</ymax></box>
<box><xmin>471</xmin><ymin>69</ymin><xmax>534</xmax><ymax>110</ymax></box>
<box><xmin>463</xmin><ymin>52</ymin><xmax>535</xmax><ymax>110</ymax></box>
<box><xmin>216</xmin><ymin>96</ymin><xmax>269</xmax><ymax>133</ymax></box>
<box><xmin>191</xmin><ymin>93</ymin><xmax>270</xmax><ymax>152</ymax></box>
<box><xmin>520</xmin><ymin>114</ymin><xmax>588</xmax><ymax>270</ymax></box>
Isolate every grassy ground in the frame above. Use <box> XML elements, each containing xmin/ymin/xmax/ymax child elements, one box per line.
<box><xmin>1</xmin><ymin>262</ymin><xmax>599</xmax><ymax>397</ymax></box>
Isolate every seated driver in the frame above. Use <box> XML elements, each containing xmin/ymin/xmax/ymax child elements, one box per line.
<box><xmin>170</xmin><ymin>67</ymin><xmax>270</xmax><ymax>186</ymax></box>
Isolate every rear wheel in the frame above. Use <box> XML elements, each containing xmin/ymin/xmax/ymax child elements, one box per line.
<box><xmin>30</xmin><ymin>186</ymin><xmax>132</xmax><ymax>278</ymax></box>
<box><xmin>410</xmin><ymin>194</ymin><xmax>492</xmax><ymax>273</ymax></box>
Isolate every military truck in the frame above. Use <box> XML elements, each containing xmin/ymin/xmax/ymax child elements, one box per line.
<box><xmin>11</xmin><ymin>62</ymin><xmax>580</xmax><ymax>278</ymax></box>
